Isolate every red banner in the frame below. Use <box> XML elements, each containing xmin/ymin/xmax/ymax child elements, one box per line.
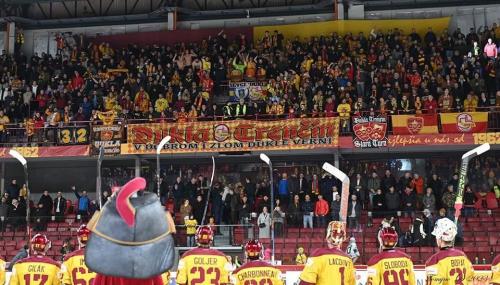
<box><xmin>392</xmin><ymin>114</ymin><xmax>439</xmax><ymax>135</ymax></box>
<box><xmin>339</xmin><ymin>132</ymin><xmax>500</xmax><ymax>148</ymax></box>
<box><xmin>0</xmin><ymin>145</ymin><xmax>90</xmax><ymax>158</ymax></box>
<box><xmin>440</xmin><ymin>112</ymin><xmax>488</xmax><ymax>133</ymax></box>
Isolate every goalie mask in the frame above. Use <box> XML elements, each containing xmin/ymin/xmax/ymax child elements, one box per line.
<box><xmin>432</xmin><ymin>218</ymin><xmax>457</xmax><ymax>244</ymax></box>
<box><xmin>85</xmin><ymin>177</ymin><xmax>176</xmax><ymax>279</ymax></box>
<box><xmin>326</xmin><ymin>221</ymin><xmax>346</xmax><ymax>246</ymax></box>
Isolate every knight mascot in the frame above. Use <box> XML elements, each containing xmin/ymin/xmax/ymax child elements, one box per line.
<box><xmin>85</xmin><ymin>177</ymin><xmax>176</xmax><ymax>285</ymax></box>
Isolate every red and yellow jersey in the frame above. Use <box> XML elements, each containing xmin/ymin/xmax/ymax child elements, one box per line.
<box><xmin>366</xmin><ymin>249</ymin><xmax>416</xmax><ymax>285</ymax></box>
<box><xmin>299</xmin><ymin>247</ymin><xmax>355</xmax><ymax>285</ymax></box>
<box><xmin>425</xmin><ymin>248</ymin><xmax>474</xmax><ymax>285</ymax></box>
<box><xmin>491</xmin><ymin>255</ymin><xmax>500</xmax><ymax>285</ymax></box>
<box><xmin>0</xmin><ymin>258</ymin><xmax>5</xmax><ymax>285</ymax></box>
<box><xmin>176</xmin><ymin>247</ymin><xmax>232</xmax><ymax>285</ymax></box>
<box><xmin>60</xmin><ymin>249</ymin><xmax>96</xmax><ymax>285</ymax></box>
<box><xmin>10</xmin><ymin>256</ymin><xmax>61</xmax><ymax>285</ymax></box>
<box><xmin>231</xmin><ymin>260</ymin><xmax>284</xmax><ymax>285</ymax></box>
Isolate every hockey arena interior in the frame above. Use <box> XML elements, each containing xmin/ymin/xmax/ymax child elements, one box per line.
<box><xmin>0</xmin><ymin>0</ymin><xmax>500</xmax><ymax>284</ymax></box>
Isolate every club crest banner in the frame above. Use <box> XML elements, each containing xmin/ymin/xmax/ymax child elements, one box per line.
<box><xmin>352</xmin><ymin>116</ymin><xmax>388</xmax><ymax>148</ymax></box>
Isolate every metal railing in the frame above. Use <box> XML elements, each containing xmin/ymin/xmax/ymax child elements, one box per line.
<box><xmin>1</xmin><ymin>107</ymin><xmax>499</xmax><ymax>147</ymax></box>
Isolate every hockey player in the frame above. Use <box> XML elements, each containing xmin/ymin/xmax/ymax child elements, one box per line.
<box><xmin>367</xmin><ymin>227</ymin><xmax>416</xmax><ymax>285</ymax></box>
<box><xmin>60</xmin><ymin>225</ymin><xmax>96</xmax><ymax>285</ymax></box>
<box><xmin>177</xmin><ymin>226</ymin><xmax>232</xmax><ymax>285</ymax></box>
<box><xmin>231</xmin><ymin>240</ymin><xmax>284</xmax><ymax>285</ymax></box>
<box><xmin>425</xmin><ymin>218</ymin><xmax>474</xmax><ymax>285</ymax></box>
<box><xmin>491</xmin><ymin>254</ymin><xmax>500</xmax><ymax>285</ymax></box>
<box><xmin>10</xmin><ymin>234</ymin><xmax>61</xmax><ymax>285</ymax></box>
<box><xmin>299</xmin><ymin>221</ymin><xmax>356</xmax><ymax>285</ymax></box>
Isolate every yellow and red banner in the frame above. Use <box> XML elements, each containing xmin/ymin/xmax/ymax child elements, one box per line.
<box><xmin>392</xmin><ymin>114</ymin><xmax>439</xmax><ymax>135</ymax></box>
<box><xmin>122</xmin><ymin>118</ymin><xmax>339</xmax><ymax>154</ymax></box>
<box><xmin>440</xmin><ymin>112</ymin><xmax>488</xmax><ymax>133</ymax></box>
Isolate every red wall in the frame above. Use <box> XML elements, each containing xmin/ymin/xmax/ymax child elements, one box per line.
<box><xmin>91</xmin><ymin>27</ymin><xmax>253</xmax><ymax>48</ymax></box>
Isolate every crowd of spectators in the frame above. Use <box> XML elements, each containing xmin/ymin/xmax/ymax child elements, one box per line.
<box><xmin>159</xmin><ymin>156</ymin><xmax>499</xmax><ymax>246</ymax></box>
<box><xmin>0</xmin><ymin>179</ymin><xmax>98</xmax><ymax>231</ymax></box>
<box><xmin>1</xmin><ymin>156</ymin><xmax>498</xmax><ymax>249</ymax></box>
<box><xmin>0</xmin><ymin>24</ymin><xmax>500</xmax><ymax>143</ymax></box>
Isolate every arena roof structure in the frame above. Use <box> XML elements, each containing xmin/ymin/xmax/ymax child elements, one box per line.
<box><xmin>0</xmin><ymin>0</ymin><xmax>496</xmax><ymax>28</ymax></box>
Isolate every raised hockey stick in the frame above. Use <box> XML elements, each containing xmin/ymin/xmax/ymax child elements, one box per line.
<box><xmin>9</xmin><ymin>150</ymin><xmax>31</xmax><ymax>241</ymax></box>
<box><xmin>454</xmin><ymin>143</ymin><xmax>490</xmax><ymax>225</ymax></box>
<box><xmin>156</xmin><ymin>136</ymin><xmax>171</xmax><ymax>198</ymax></box>
<box><xmin>260</xmin><ymin>153</ymin><xmax>275</xmax><ymax>263</ymax></box>
<box><xmin>322</xmin><ymin>162</ymin><xmax>350</xmax><ymax>223</ymax></box>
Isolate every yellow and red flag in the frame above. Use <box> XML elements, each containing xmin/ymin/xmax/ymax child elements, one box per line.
<box><xmin>440</xmin><ymin>112</ymin><xmax>488</xmax><ymax>133</ymax></box>
<box><xmin>392</xmin><ymin>114</ymin><xmax>439</xmax><ymax>135</ymax></box>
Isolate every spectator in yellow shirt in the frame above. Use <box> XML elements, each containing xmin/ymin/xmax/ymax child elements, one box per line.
<box><xmin>337</xmin><ymin>98</ymin><xmax>352</xmax><ymax>132</ymax></box>
<box><xmin>301</xmin><ymin>54</ymin><xmax>314</xmax><ymax>72</ymax></box>
<box><xmin>463</xmin><ymin>92</ymin><xmax>478</xmax><ymax>112</ymax></box>
<box><xmin>0</xmin><ymin>110</ymin><xmax>10</xmax><ymax>143</ymax></box>
<box><xmin>155</xmin><ymin>94</ymin><xmax>169</xmax><ymax>113</ymax></box>
<box><xmin>185</xmin><ymin>215</ymin><xmax>198</xmax><ymax>247</ymax></box>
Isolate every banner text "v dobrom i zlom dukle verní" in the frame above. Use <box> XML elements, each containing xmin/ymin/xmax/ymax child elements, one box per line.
<box><xmin>121</xmin><ymin>118</ymin><xmax>340</xmax><ymax>154</ymax></box>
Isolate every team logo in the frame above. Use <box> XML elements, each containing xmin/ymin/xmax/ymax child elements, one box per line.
<box><xmin>407</xmin><ymin>117</ymin><xmax>423</xmax><ymax>134</ymax></box>
<box><xmin>353</xmin><ymin>122</ymin><xmax>387</xmax><ymax>141</ymax></box>
<box><xmin>101</xmin><ymin>130</ymin><xmax>114</xmax><ymax>141</ymax></box>
<box><xmin>370</xmin><ymin>123</ymin><xmax>387</xmax><ymax>140</ymax></box>
<box><xmin>214</xmin><ymin>124</ymin><xmax>230</xmax><ymax>142</ymax></box>
<box><xmin>353</xmin><ymin>123</ymin><xmax>372</xmax><ymax>141</ymax></box>
<box><xmin>456</xmin><ymin>113</ymin><xmax>476</xmax><ymax>132</ymax></box>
